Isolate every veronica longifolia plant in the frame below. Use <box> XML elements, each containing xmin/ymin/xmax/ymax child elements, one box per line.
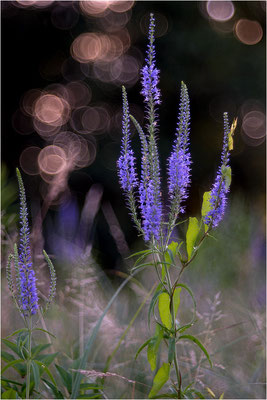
<box><xmin>3</xmin><ymin>169</ymin><xmax>57</xmax><ymax>399</ymax></box>
<box><xmin>117</xmin><ymin>13</ymin><xmax>237</xmax><ymax>399</ymax></box>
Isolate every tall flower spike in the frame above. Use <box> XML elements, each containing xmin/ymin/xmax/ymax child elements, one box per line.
<box><xmin>168</xmin><ymin>81</ymin><xmax>191</xmax><ymax>221</ymax></box>
<box><xmin>117</xmin><ymin>87</ymin><xmax>141</xmax><ymax>232</ymax></box>
<box><xmin>204</xmin><ymin>113</ymin><xmax>232</xmax><ymax>228</ymax></box>
<box><xmin>16</xmin><ymin>168</ymin><xmax>39</xmax><ymax>316</ymax></box>
<box><xmin>43</xmin><ymin>250</ymin><xmax>57</xmax><ymax>313</ymax></box>
<box><xmin>139</xmin><ymin>13</ymin><xmax>162</xmax><ymax>241</ymax></box>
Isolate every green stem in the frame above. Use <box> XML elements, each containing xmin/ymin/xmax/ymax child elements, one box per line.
<box><xmin>26</xmin><ymin>317</ymin><xmax>32</xmax><ymax>400</ymax></box>
<box><xmin>166</xmin><ymin>267</ymin><xmax>182</xmax><ymax>399</ymax></box>
<box><xmin>156</xmin><ymin>250</ymin><xmax>181</xmax><ymax>399</ymax></box>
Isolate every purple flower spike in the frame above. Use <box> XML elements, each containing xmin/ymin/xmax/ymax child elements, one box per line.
<box><xmin>117</xmin><ymin>88</ymin><xmax>142</xmax><ymax>233</ymax></box>
<box><xmin>141</xmin><ymin>181</ymin><xmax>162</xmax><ymax>241</ymax></box>
<box><xmin>168</xmin><ymin>82</ymin><xmax>191</xmax><ymax>217</ymax></box>
<box><xmin>117</xmin><ymin>86</ymin><xmax>138</xmax><ymax>192</ymax></box>
<box><xmin>16</xmin><ymin>169</ymin><xmax>39</xmax><ymax>316</ymax></box>
<box><xmin>141</xmin><ymin>13</ymin><xmax>161</xmax><ymax>106</ymax></box>
<box><xmin>204</xmin><ymin>113</ymin><xmax>231</xmax><ymax>228</ymax></box>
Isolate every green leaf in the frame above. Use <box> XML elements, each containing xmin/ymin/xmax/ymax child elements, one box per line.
<box><xmin>162</xmin><ymin>242</ymin><xmax>178</xmax><ymax>279</ymax></box>
<box><xmin>173</xmin><ymin>287</ymin><xmax>181</xmax><ymax>317</ymax></box>
<box><xmin>17</xmin><ymin>334</ymin><xmax>28</xmax><ymax>360</ymax></box>
<box><xmin>168</xmin><ymin>337</ymin><xmax>175</xmax><ymax>364</ymax></box>
<box><xmin>42</xmin><ymin>378</ymin><xmax>64</xmax><ymax>399</ymax></box>
<box><xmin>1</xmin><ymin>350</ymin><xmax>26</xmax><ymax>377</ymax></box>
<box><xmin>31</xmin><ymin>344</ymin><xmax>51</xmax><ymax>359</ymax></box>
<box><xmin>1</xmin><ymin>378</ymin><xmax>23</xmax><ymax>387</ymax></box>
<box><xmin>31</xmin><ymin>361</ymin><xmax>40</xmax><ymax>390</ymax></box>
<box><xmin>158</xmin><ymin>293</ymin><xmax>172</xmax><ymax>330</ymax></box>
<box><xmin>2</xmin><ymin>339</ymin><xmax>22</xmax><ymax>358</ymax></box>
<box><xmin>178</xmin><ymin>335</ymin><xmax>212</xmax><ymax>367</ymax></box>
<box><xmin>1</xmin><ymin>359</ymin><xmax>25</xmax><ymax>375</ymax></box>
<box><xmin>55</xmin><ymin>364</ymin><xmax>72</xmax><ymax>394</ymax></box>
<box><xmin>228</xmin><ymin>117</ymin><xmax>237</xmax><ymax>150</ymax></box>
<box><xmin>32</xmin><ymin>328</ymin><xmax>56</xmax><ymax>339</ymax></box>
<box><xmin>131</xmin><ymin>262</ymin><xmax>154</xmax><ymax>274</ymax></box>
<box><xmin>1</xmin><ymin>351</ymin><xmax>16</xmax><ymax>363</ymax></box>
<box><xmin>191</xmin><ymin>389</ymin><xmax>206</xmax><ymax>399</ymax></box>
<box><xmin>36</xmin><ymin>352</ymin><xmax>58</xmax><ymax>367</ymax></box>
<box><xmin>201</xmin><ymin>191</ymin><xmax>212</xmax><ymax>232</ymax></box>
<box><xmin>33</xmin><ymin>360</ymin><xmax>57</xmax><ymax>387</ymax></box>
<box><xmin>165</xmin><ymin>242</ymin><xmax>178</xmax><ymax>264</ymax></box>
<box><xmin>206</xmin><ymin>387</ymin><xmax>216</xmax><ymax>398</ymax></box>
<box><xmin>135</xmin><ymin>338</ymin><xmax>152</xmax><ymax>360</ymax></box>
<box><xmin>126</xmin><ymin>249</ymin><xmax>154</xmax><ymax>259</ymax></box>
<box><xmin>148</xmin><ymin>362</ymin><xmax>170</xmax><ymax>398</ymax></box>
<box><xmin>186</xmin><ymin>217</ymin><xmax>200</xmax><ymax>259</ymax></box>
<box><xmin>174</xmin><ymin>284</ymin><xmax>196</xmax><ymax>333</ymax></box>
<box><xmin>148</xmin><ymin>284</ymin><xmax>164</xmax><ymax>328</ymax></box>
<box><xmin>221</xmin><ymin>166</ymin><xmax>231</xmax><ymax>189</ymax></box>
<box><xmin>1</xmin><ymin>389</ymin><xmax>20</xmax><ymax>399</ymax></box>
<box><xmin>147</xmin><ymin>326</ymin><xmax>163</xmax><ymax>372</ymax></box>
<box><xmin>4</xmin><ymin>329</ymin><xmax>28</xmax><ymax>340</ymax></box>
<box><xmin>133</xmin><ymin>250</ymin><xmax>154</xmax><ymax>268</ymax></box>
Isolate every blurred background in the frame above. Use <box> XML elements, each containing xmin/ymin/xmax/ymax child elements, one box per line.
<box><xmin>1</xmin><ymin>1</ymin><xmax>266</xmax><ymax>399</ymax></box>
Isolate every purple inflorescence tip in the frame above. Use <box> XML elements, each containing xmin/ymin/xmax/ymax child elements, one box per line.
<box><xmin>140</xmin><ymin>13</ymin><xmax>161</xmax><ymax>106</ymax></box>
<box><xmin>168</xmin><ymin>82</ymin><xmax>191</xmax><ymax>215</ymax></box>
<box><xmin>204</xmin><ymin>113</ymin><xmax>231</xmax><ymax>228</ymax></box>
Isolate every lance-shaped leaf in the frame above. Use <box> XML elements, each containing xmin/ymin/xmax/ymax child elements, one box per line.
<box><xmin>148</xmin><ymin>362</ymin><xmax>170</xmax><ymax>399</ymax></box>
<box><xmin>147</xmin><ymin>325</ymin><xmax>163</xmax><ymax>371</ymax></box>
<box><xmin>186</xmin><ymin>217</ymin><xmax>200</xmax><ymax>259</ymax></box>
<box><xmin>158</xmin><ymin>287</ymin><xmax>181</xmax><ymax>331</ymax></box>
<box><xmin>173</xmin><ymin>287</ymin><xmax>181</xmax><ymax>317</ymax></box>
<box><xmin>221</xmin><ymin>166</ymin><xmax>231</xmax><ymax>190</ymax></box>
<box><xmin>228</xmin><ymin>117</ymin><xmax>237</xmax><ymax>151</ymax></box>
<box><xmin>201</xmin><ymin>191</ymin><xmax>212</xmax><ymax>232</ymax></box>
<box><xmin>178</xmin><ymin>334</ymin><xmax>212</xmax><ymax>367</ymax></box>
<box><xmin>158</xmin><ymin>293</ymin><xmax>172</xmax><ymax>330</ymax></box>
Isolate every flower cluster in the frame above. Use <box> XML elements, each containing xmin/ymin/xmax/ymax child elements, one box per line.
<box><xmin>6</xmin><ymin>170</ymin><xmax>57</xmax><ymax>321</ymax></box>
<box><xmin>16</xmin><ymin>168</ymin><xmax>39</xmax><ymax>316</ymax></box>
<box><xmin>117</xmin><ymin>13</ymin><xmax>233</xmax><ymax>244</ymax></box>
<box><xmin>204</xmin><ymin>113</ymin><xmax>231</xmax><ymax>228</ymax></box>
<box><xmin>117</xmin><ymin>86</ymin><xmax>138</xmax><ymax>192</ymax></box>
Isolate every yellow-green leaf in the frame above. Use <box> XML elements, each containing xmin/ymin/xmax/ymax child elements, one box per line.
<box><xmin>206</xmin><ymin>387</ymin><xmax>216</xmax><ymax>398</ymax></box>
<box><xmin>186</xmin><ymin>217</ymin><xmax>199</xmax><ymax>259</ymax></box>
<box><xmin>162</xmin><ymin>242</ymin><xmax>178</xmax><ymax>279</ymax></box>
<box><xmin>165</xmin><ymin>242</ymin><xmax>178</xmax><ymax>264</ymax></box>
<box><xmin>147</xmin><ymin>326</ymin><xmax>163</xmax><ymax>372</ymax></box>
<box><xmin>147</xmin><ymin>340</ymin><xmax>157</xmax><ymax>372</ymax></box>
<box><xmin>173</xmin><ymin>287</ymin><xmax>181</xmax><ymax>316</ymax></box>
<box><xmin>148</xmin><ymin>362</ymin><xmax>170</xmax><ymax>398</ymax></box>
<box><xmin>2</xmin><ymin>389</ymin><xmax>19</xmax><ymax>399</ymax></box>
<box><xmin>158</xmin><ymin>293</ymin><xmax>172</xmax><ymax>330</ymax></box>
<box><xmin>228</xmin><ymin>117</ymin><xmax>237</xmax><ymax>150</ymax></box>
<box><xmin>201</xmin><ymin>191</ymin><xmax>212</xmax><ymax>232</ymax></box>
<box><xmin>221</xmin><ymin>166</ymin><xmax>231</xmax><ymax>189</ymax></box>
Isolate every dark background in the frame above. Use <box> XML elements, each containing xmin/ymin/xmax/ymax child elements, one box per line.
<box><xmin>2</xmin><ymin>1</ymin><xmax>266</xmax><ymax>268</ymax></box>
